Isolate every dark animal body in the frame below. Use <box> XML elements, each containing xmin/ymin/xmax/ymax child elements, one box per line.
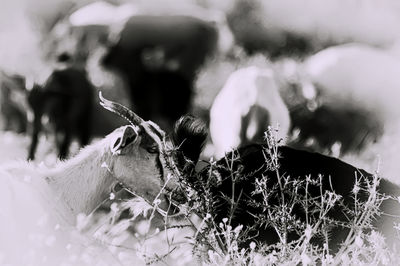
<box><xmin>28</xmin><ymin>68</ymin><xmax>93</xmax><ymax>160</ymax></box>
<box><xmin>289</xmin><ymin>43</ymin><xmax>400</xmax><ymax>155</ymax></box>
<box><xmin>190</xmin><ymin>144</ymin><xmax>400</xmax><ymax>251</ymax></box>
<box><xmin>289</xmin><ymin>102</ymin><xmax>384</xmax><ymax>155</ymax></box>
<box><xmin>27</xmin><ymin>68</ymin><xmax>125</xmax><ymax>160</ymax></box>
<box><xmin>102</xmin><ymin>15</ymin><xmax>218</xmax><ymax>130</ymax></box>
<box><xmin>280</xmin><ymin>75</ymin><xmax>384</xmax><ymax>155</ymax></box>
<box><xmin>0</xmin><ymin>73</ymin><xmax>28</xmax><ymax>133</ymax></box>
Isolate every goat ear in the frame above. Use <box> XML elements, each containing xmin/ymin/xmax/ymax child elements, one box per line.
<box><xmin>171</xmin><ymin>115</ymin><xmax>208</xmax><ymax>166</ymax></box>
<box><xmin>111</xmin><ymin>126</ymin><xmax>137</xmax><ymax>154</ymax></box>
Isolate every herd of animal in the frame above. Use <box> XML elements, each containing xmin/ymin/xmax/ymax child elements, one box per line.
<box><xmin>1</xmin><ymin>3</ymin><xmax>400</xmax><ymax>264</ymax></box>
<box><xmin>3</xmin><ymin>42</ymin><xmax>397</xmax><ymax>160</ymax></box>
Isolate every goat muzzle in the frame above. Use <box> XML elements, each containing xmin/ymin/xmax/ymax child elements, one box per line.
<box><xmin>159</xmin><ymin>191</ymin><xmax>187</xmax><ymax>218</ymax></box>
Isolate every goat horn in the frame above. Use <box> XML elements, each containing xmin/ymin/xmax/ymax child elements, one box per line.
<box><xmin>99</xmin><ymin>91</ymin><xmax>144</xmax><ymax>125</ymax></box>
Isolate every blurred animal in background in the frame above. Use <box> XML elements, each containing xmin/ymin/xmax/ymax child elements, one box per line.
<box><xmin>68</xmin><ymin>1</ymin><xmax>234</xmax><ymax>55</ymax></box>
<box><xmin>278</xmin><ymin>44</ymin><xmax>398</xmax><ymax>156</ymax></box>
<box><xmin>0</xmin><ymin>93</ymin><xmax>207</xmax><ymax>265</ymax></box>
<box><xmin>210</xmin><ymin>66</ymin><xmax>290</xmax><ymax>159</ymax></box>
<box><xmin>289</xmin><ymin>103</ymin><xmax>384</xmax><ymax>156</ymax></box>
<box><xmin>102</xmin><ymin>15</ymin><xmax>218</xmax><ymax>131</ymax></box>
<box><xmin>28</xmin><ymin>61</ymin><xmax>93</xmax><ymax>160</ymax></box>
<box><xmin>27</xmin><ymin>54</ymin><xmax>125</xmax><ymax>160</ymax></box>
<box><xmin>226</xmin><ymin>0</ymin><xmax>321</xmax><ymax>58</ymax></box>
<box><xmin>303</xmin><ymin>43</ymin><xmax>400</xmax><ymax>127</ymax></box>
<box><xmin>0</xmin><ymin>71</ymin><xmax>28</xmax><ymax>133</ymax></box>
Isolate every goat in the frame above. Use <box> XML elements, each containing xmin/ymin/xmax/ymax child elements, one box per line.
<box><xmin>69</xmin><ymin>1</ymin><xmax>234</xmax><ymax>55</ymax></box>
<box><xmin>27</xmin><ymin>67</ymin><xmax>93</xmax><ymax>160</ymax></box>
<box><xmin>27</xmin><ymin>66</ymin><xmax>126</xmax><ymax>160</ymax></box>
<box><xmin>102</xmin><ymin>15</ymin><xmax>218</xmax><ymax>131</ymax></box>
<box><xmin>179</xmin><ymin>143</ymin><xmax>400</xmax><ymax>253</ymax></box>
<box><xmin>0</xmin><ymin>71</ymin><xmax>28</xmax><ymax>133</ymax></box>
<box><xmin>289</xmin><ymin>103</ymin><xmax>384</xmax><ymax>155</ymax></box>
<box><xmin>210</xmin><ymin>66</ymin><xmax>290</xmax><ymax>159</ymax></box>
<box><xmin>304</xmin><ymin>43</ymin><xmax>400</xmax><ymax>122</ymax></box>
<box><xmin>226</xmin><ymin>0</ymin><xmax>318</xmax><ymax>58</ymax></box>
<box><xmin>290</xmin><ymin>43</ymin><xmax>400</xmax><ymax>155</ymax></box>
<box><xmin>0</xmin><ymin>92</ymin><xmax>207</xmax><ymax>265</ymax></box>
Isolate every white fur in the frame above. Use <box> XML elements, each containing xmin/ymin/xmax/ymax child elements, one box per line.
<box><xmin>303</xmin><ymin>43</ymin><xmax>400</xmax><ymax>130</ymax></box>
<box><xmin>210</xmin><ymin>66</ymin><xmax>290</xmax><ymax>159</ymax></box>
<box><xmin>0</xmin><ymin>128</ymin><xmax>137</xmax><ymax>265</ymax></box>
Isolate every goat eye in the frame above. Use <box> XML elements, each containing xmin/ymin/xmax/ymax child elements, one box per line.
<box><xmin>146</xmin><ymin>145</ymin><xmax>158</xmax><ymax>154</ymax></box>
<box><xmin>113</xmin><ymin>137</ymin><xmax>122</xmax><ymax>149</ymax></box>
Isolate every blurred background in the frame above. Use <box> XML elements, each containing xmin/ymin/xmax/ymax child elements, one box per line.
<box><xmin>1</xmin><ymin>0</ymin><xmax>400</xmax><ymax>182</ymax></box>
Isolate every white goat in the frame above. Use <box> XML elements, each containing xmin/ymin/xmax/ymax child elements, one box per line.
<box><xmin>0</xmin><ymin>94</ymin><xmax>188</xmax><ymax>265</ymax></box>
<box><xmin>303</xmin><ymin>43</ymin><xmax>400</xmax><ymax>132</ymax></box>
<box><xmin>210</xmin><ymin>66</ymin><xmax>290</xmax><ymax>159</ymax></box>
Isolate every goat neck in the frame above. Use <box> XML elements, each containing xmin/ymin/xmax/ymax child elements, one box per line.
<box><xmin>45</xmin><ymin>138</ymin><xmax>116</xmax><ymax>221</ymax></box>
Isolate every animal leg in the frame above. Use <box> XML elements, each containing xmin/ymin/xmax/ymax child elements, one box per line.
<box><xmin>78</xmin><ymin>122</ymin><xmax>90</xmax><ymax>147</ymax></box>
<box><xmin>57</xmin><ymin>129</ymin><xmax>71</xmax><ymax>160</ymax></box>
<box><xmin>28</xmin><ymin>110</ymin><xmax>42</xmax><ymax>160</ymax></box>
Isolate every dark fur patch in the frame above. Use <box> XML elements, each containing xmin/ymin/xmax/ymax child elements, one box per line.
<box><xmin>195</xmin><ymin>144</ymin><xmax>400</xmax><ymax>251</ymax></box>
<box><xmin>171</xmin><ymin>115</ymin><xmax>208</xmax><ymax>166</ymax></box>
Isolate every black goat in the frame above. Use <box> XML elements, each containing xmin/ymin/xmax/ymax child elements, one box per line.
<box><xmin>27</xmin><ymin>67</ymin><xmax>125</xmax><ymax>160</ymax></box>
<box><xmin>289</xmin><ymin>103</ymin><xmax>384</xmax><ymax>155</ymax></box>
<box><xmin>28</xmin><ymin>67</ymin><xmax>93</xmax><ymax>160</ymax></box>
<box><xmin>0</xmin><ymin>72</ymin><xmax>28</xmax><ymax>133</ymax></box>
<box><xmin>102</xmin><ymin>15</ymin><xmax>218</xmax><ymax>131</ymax></box>
<box><xmin>176</xmin><ymin>142</ymin><xmax>400</xmax><ymax>252</ymax></box>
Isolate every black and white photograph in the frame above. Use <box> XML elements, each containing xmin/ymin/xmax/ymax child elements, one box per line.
<box><xmin>1</xmin><ymin>0</ymin><xmax>400</xmax><ymax>265</ymax></box>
